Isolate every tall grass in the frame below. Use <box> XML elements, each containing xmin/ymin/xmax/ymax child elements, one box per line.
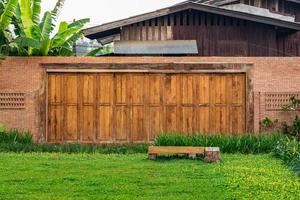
<box><xmin>0</xmin><ymin>129</ymin><xmax>33</xmax><ymax>144</ymax></box>
<box><xmin>0</xmin><ymin>143</ymin><xmax>149</xmax><ymax>154</ymax></box>
<box><xmin>154</xmin><ymin>133</ymin><xmax>285</xmax><ymax>154</ymax></box>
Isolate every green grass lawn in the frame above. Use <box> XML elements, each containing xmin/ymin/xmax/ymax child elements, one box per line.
<box><xmin>0</xmin><ymin>153</ymin><xmax>299</xmax><ymax>200</ymax></box>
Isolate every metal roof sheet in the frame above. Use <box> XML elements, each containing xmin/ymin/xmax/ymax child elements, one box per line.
<box><xmin>114</xmin><ymin>40</ymin><xmax>199</xmax><ymax>55</ymax></box>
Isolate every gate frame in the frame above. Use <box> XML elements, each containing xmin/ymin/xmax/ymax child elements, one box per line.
<box><xmin>43</xmin><ymin>62</ymin><xmax>254</xmax><ymax>143</ymax></box>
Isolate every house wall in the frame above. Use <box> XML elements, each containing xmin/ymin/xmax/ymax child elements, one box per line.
<box><xmin>0</xmin><ymin>57</ymin><xmax>300</xmax><ymax>142</ymax></box>
<box><xmin>120</xmin><ymin>10</ymin><xmax>300</xmax><ymax>56</ymax></box>
<box><xmin>241</xmin><ymin>0</ymin><xmax>300</xmax><ymax>20</ymax></box>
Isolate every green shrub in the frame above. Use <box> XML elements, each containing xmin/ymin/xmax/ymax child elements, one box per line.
<box><xmin>282</xmin><ymin>116</ymin><xmax>300</xmax><ymax>141</ymax></box>
<box><xmin>273</xmin><ymin>137</ymin><xmax>299</xmax><ymax>162</ymax></box>
<box><xmin>154</xmin><ymin>133</ymin><xmax>285</xmax><ymax>154</ymax></box>
<box><xmin>0</xmin><ymin>143</ymin><xmax>148</xmax><ymax>154</ymax></box>
<box><xmin>273</xmin><ymin>137</ymin><xmax>300</xmax><ymax>176</ymax></box>
<box><xmin>0</xmin><ymin>129</ymin><xmax>33</xmax><ymax>144</ymax></box>
<box><xmin>0</xmin><ymin>123</ymin><xmax>5</xmax><ymax>133</ymax></box>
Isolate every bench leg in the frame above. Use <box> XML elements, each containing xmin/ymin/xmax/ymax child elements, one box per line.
<box><xmin>204</xmin><ymin>147</ymin><xmax>220</xmax><ymax>163</ymax></box>
<box><xmin>188</xmin><ymin>154</ymin><xmax>197</xmax><ymax>159</ymax></box>
<box><xmin>148</xmin><ymin>154</ymin><xmax>157</xmax><ymax>160</ymax></box>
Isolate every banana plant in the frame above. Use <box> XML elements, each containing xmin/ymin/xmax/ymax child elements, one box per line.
<box><xmin>13</xmin><ymin>0</ymin><xmax>89</xmax><ymax>56</ymax></box>
<box><xmin>0</xmin><ymin>0</ymin><xmax>18</xmax><ymax>56</ymax></box>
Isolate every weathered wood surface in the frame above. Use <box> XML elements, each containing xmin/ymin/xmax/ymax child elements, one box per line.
<box><xmin>48</xmin><ymin>73</ymin><xmax>246</xmax><ymax>143</ymax></box>
<box><xmin>148</xmin><ymin>146</ymin><xmax>220</xmax><ymax>162</ymax></box>
<box><xmin>120</xmin><ymin>9</ymin><xmax>300</xmax><ymax>56</ymax></box>
<box><xmin>204</xmin><ymin>147</ymin><xmax>221</xmax><ymax>163</ymax></box>
<box><xmin>148</xmin><ymin>146</ymin><xmax>205</xmax><ymax>155</ymax></box>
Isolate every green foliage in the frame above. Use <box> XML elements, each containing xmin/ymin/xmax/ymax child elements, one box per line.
<box><xmin>0</xmin><ymin>143</ymin><xmax>148</xmax><ymax>154</ymax></box>
<box><xmin>0</xmin><ymin>123</ymin><xmax>5</xmax><ymax>133</ymax></box>
<box><xmin>273</xmin><ymin>137</ymin><xmax>300</xmax><ymax>176</ymax></box>
<box><xmin>0</xmin><ymin>0</ymin><xmax>89</xmax><ymax>56</ymax></box>
<box><xmin>0</xmin><ymin>128</ymin><xmax>33</xmax><ymax>144</ymax></box>
<box><xmin>273</xmin><ymin>137</ymin><xmax>299</xmax><ymax>162</ymax></box>
<box><xmin>0</xmin><ymin>153</ymin><xmax>299</xmax><ymax>199</ymax></box>
<box><xmin>290</xmin><ymin>156</ymin><xmax>300</xmax><ymax>176</ymax></box>
<box><xmin>13</xmin><ymin>0</ymin><xmax>90</xmax><ymax>56</ymax></box>
<box><xmin>0</xmin><ymin>0</ymin><xmax>18</xmax><ymax>56</ymax></box>
<box><xmin>282</xmin><ymin>115</ymin><xmax>300</xmax><ymax>140</ymax></box>
<box><xmin>154</xmin><ymin>133</ymin><xmax>284</xmax><ymax>154</ymax></box>
<box><xmin>281</xmin><ymin>96</ymin><xmax>300</xmax><ymax>111</ymax></box>
<box><xmin>0</xmin><ymin>0</ymin><xmax>18</xmax><ymax>30</ymax></box>
<box><xmin>261</xmin><ymin>117</ymin><xmax>278</xmax><ymax>128</ymax></box>
<box><xmin>85</xmin><ymin>45</ymin><xmax>113</xmax><ymax>56</ymax></box>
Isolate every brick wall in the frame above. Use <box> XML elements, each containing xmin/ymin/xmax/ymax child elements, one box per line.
<box><xmin>1</xmin><ymin>57</ymin><xmax>300</xmax><ymax>141</ymax></box>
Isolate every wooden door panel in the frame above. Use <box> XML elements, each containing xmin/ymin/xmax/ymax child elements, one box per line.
<box><xmin>48</xmin><ymin>74</ymin><xmax>62</xmax><ymax>103</ymax></box>
<box><xmin>232</xmin><ymin>75</ymin><xmax>245</xmax><ymax>104</ymax></box>
<box><xmin>165</xmin><ymin>106</ymin><xmax>177</xmax><ymax>132</ymax></box>
<box><xmin>65</xmin><ymin>75</ymin><xmax>78</xmax><ymax>103</ymax></box>
<box><xmin>214</xmin><ymin>106</ymin><xmax>228</xmax><ymax>134</ymax></box>
<box><xmin>82</xmin><ymin>75</ymin><xmax>95</xmax><ymax>104</ymax></box>
<box><xmin>197</xmin><ymin>107</ymin><xmax>210</xmax><ymax>134</ymax></box>
<box><xmin>131</xmin><ymin>75</ymin><xmax>144</xmax><ymax>104</ymax></box>
<box><xmin>98</xmin><ymin>74</ymin><xmax>113</xmax><ymax>104</ymax></box>
<box><xmin>131</xmin><ymin>106</ymin><xmax>147</xmax><ymax>142</ymax></box>
<box><xmin>149</xmin><ymin>75</ymin><xmax>162</xmax><ymax>104</ymax></box>
<box><xmin>164</xmin><ymin>75</ymin><xmax>177</xmax><ymax>105</ymax></box>
<box><xmin>195</xmin><ymin>75</ymin><xmax>210</xmax><ymax>104</ymax></box>
<box><xmin>115</xmin><ymin>75</ymin><xmax>128</xmax><ymax>104</ymax></box>
<box><xmin>213</xmin><ymin>75</ymin><xmax>227</xmax><ymax>104</ymax></box>
<box><xmin>182</xmin><ymin>107</ymin><xmax>194</xmax><ymax>135</ymax></box>
<box><xmin>231</xmin><ymin>106</ymin><xmax>245</xmax><ymax>135</ymax></box>
<box><xmin>48</xmin><ymin>73</ymin><xmax>246</xmax><ymax>143</ymax></box>
<box><xmin>82</xmin><ymin>106</ymin><xmax>94</xmax><ymax>141</ymax></box>
<box><xmin>149</xmin><ymin>106</ymin><xmax>163</xmax><ymax>140</ymax></box>
<box><xmin>115</xmin><ymin>106</ymin><xmax>129</xmax><ymax>141</ymax></box>
<box><xmin>182</xmin><ymin>75</ymin><xmax>194</xmax><ymax>104</ymax></box>
<box><xmin>98</xmin><ymin>106</ymin><xmax>112</xmax><ymax>141</ymax></box>
<box><xmin>65</xmin><ymin>106</ymin><xmax>78</xmax><ymax>141</ymax></box>
<box><xmin>48</xmin><ymin>106</ymin><xmax>62</xmax><ymax>142</ymax></box>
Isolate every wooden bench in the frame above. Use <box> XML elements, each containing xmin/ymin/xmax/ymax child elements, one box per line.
<box><xmin>148</xmin><ymin>146</ymin><xmax>220</xmax><ymax>162</ymax></box>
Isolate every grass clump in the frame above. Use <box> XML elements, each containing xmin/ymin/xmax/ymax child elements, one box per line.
<box><xmin>154</xmin><ymin>133</ymin><xmax>284</xmax><ymax>154</ymax></box>
<box><xmin>0</xmin><ymin>124</ymin><xmax>148</xmax><ymax>154</ymax></box>
<box><xmin>0</xmin><ymin>128</ymin><xmax>33</xmax><ymax>145</ymax></box>
<box><xmin>0</xmin><ymin>143</ymin><xmax>148</xmax><ymax>154</ymax></box>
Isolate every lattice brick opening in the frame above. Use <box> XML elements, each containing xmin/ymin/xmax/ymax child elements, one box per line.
<box><xmin>0</xmin><ymin>92</ymin><xmax>25</xmax><ymax>109</ymax></box>
<box><xmin>265</xmin><ymin>92</ymin><xmax>300</xmax><ymax>111</ymax></box>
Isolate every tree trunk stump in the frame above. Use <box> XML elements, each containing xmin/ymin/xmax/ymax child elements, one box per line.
<box><xmin>204</xmin><ymin>147</ymin><xmax>220</xmax><ymax>163</ymax></box>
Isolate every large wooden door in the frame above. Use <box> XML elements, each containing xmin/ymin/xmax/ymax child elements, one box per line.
<box><xmin>47</xmin><ymin>73</ymin><xmax>246</xmax><ymax>143</ymax></box>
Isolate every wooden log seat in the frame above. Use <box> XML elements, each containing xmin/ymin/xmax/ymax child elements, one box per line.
<box><xmin>148</xmin><ymin>146</ymin><xmax>221</xmax><ymax>162</ymax></box>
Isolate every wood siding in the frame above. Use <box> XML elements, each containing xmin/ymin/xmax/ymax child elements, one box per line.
<box><xmin>120</xmin><ymin>10</ymin><xmax>300</xmax><ymax>56</ymax></box>
<box><xmin>47</xmin><ymin>73</ymin><xmax>246</xmax><ymax>143</ymax></box>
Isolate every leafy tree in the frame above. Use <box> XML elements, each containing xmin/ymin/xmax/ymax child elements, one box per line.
<box><xmin>0</xmin><ymin>0</ymin><xmax>18</xmax><ymax>56</ymax></box>
<box><xmin>11</xmin><ymin>0</ymin><xmax>90</xmax><ymax>56</ymax></box>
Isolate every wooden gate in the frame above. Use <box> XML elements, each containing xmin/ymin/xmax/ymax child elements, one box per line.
<box><xmin>47</xmin><ymin>73</ymin><xmax>246</xmax><ymax>143</ymax></box>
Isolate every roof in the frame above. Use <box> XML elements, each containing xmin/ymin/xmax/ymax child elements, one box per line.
<box><xmin>183</xmin><ymin>0</ymin><xmax>239</xmax><ymax>6</ymax></box>
<box><xmin>287</xmin><ymin>0</ymin><xmax>300</xmax><ymax>4</ymax></box>
<box><xmin>83</xmin><ymin>1</ymin><xmax>300</xmax><ymax>40</ymax></box>
<box><xmin>114</xmin><ymin>40</ymin><xmax>199</xmax><ymax>55</ymax></box>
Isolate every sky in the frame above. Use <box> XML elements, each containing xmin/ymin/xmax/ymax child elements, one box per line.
<box><xmin>42</xmin><ymin>0</ymin><xmax>184</xmax><ymax>28</ymax></box>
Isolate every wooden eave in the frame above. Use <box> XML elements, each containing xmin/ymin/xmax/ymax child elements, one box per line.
<box><xmin>83</xmin><ymin>2</ymin><xmax>300</xmax><ymax>38</ymax></box>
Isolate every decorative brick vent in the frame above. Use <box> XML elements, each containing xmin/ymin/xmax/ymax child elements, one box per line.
<box><xmin>0</xmin><ymin>92</ymin><xmax>25</xmax><ymax>109</ymax></box>
<box><xmin>265</xmin><ymin>92</ymin><xmax>300</xmax><ymax>111</ymax></box>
